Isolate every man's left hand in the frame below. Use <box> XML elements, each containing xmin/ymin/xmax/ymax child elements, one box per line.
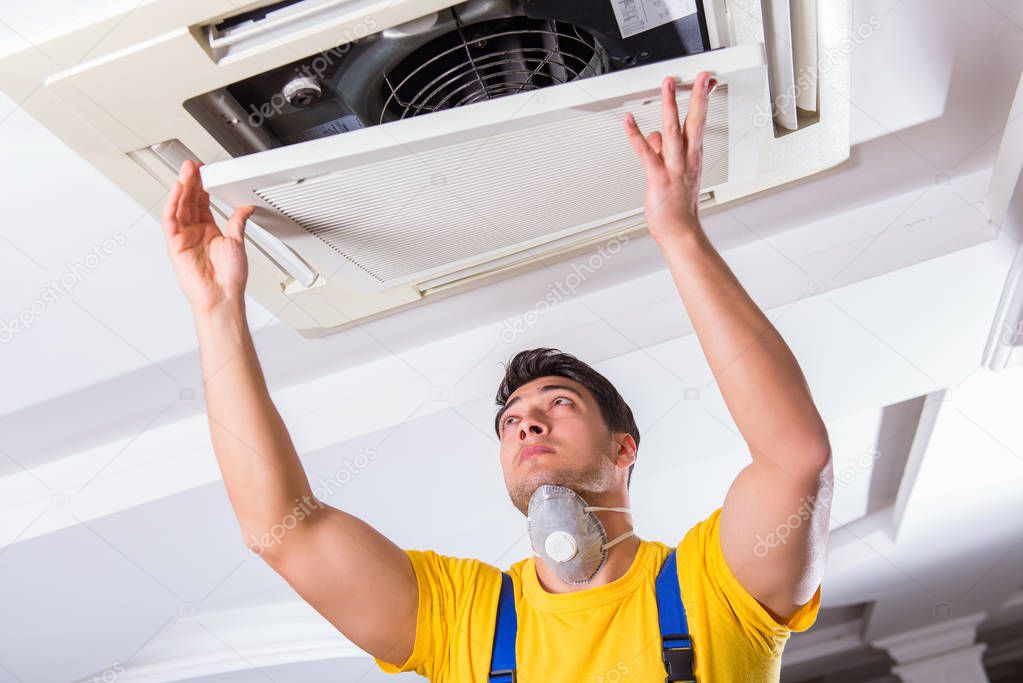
<box><xmin>624</xmin><ymin>71</ymin><xmax>717</xmax><ymax>246</ymax></box>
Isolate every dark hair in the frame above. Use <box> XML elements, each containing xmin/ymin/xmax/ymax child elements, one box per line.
<box><xmin>493</xmin><ymin>348</ymin><xmax>641</xmax><ymax>488</ymax></box>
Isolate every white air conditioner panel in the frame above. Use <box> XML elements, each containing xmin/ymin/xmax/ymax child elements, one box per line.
<box><xmin>201</xmin><ymin>45</ymin><xmax>767</xmax><ymax>292</ymax></box>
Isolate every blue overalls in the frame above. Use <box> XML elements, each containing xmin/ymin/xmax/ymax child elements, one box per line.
<box><xmin>488</xmin><ymin>549</ymin><xmax>696</xmax><ymax>682</ymax></box>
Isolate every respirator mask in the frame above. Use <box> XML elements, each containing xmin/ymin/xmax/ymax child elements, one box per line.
<box><xmin>526</xmin><ymin>484</ymin><xmax>634</xmax><ymax>585</ymax></box>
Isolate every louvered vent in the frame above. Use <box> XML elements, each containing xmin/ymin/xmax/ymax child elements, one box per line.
<box><xmin>254</xmin><ymin>85</ymin><xmax>729</xmax><ymax>287</ymax></box>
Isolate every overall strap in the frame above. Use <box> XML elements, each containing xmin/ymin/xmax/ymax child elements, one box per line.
<box><xmin>488</xmin><ymin>571</ymin><xmax>517</xmax><ymax>682</ymax></box>
<box><xmin>489</xmin><ymin>554</ymin><xmax>692</xmax><ymax>682</ymax></box>
<box><xmin>655</xmin><ymin>549</ymin><xmax>696</xmax><ymax>682</ymax></box>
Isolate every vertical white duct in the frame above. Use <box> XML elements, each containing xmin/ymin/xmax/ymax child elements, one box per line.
<box><xmin>985</xmin><ymin>72</ymin><xmax>1023</xmax><ymax>227</ymax></box>
<box><xmin>761</xmin><ymin>0</ymin><xmax>819</xmax><ymax>130</ymax></box>
<box><xmin>982</xmin><ymin>243</ymin><xmax>1023</xmax><ymax>371</ymax></box>
<box><xmin>982</xmin><ymin>72</ymin><xmax>1023</xmax><ymax>370</ymax></box>
<box><xmin>791</xmin><ymin>0</ymin><xmax>818</xmax><ymax>113</ymax></box>
<box><xmin>762</xmin><ymin>0</ymin><xmax>798</xmax><ymax>130</ymax></box>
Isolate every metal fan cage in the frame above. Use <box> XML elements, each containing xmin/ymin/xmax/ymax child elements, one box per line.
<box><xmin>380</xmin><ymin>15</ymin><xmax>608</xmax><ymax>122</ymax></box>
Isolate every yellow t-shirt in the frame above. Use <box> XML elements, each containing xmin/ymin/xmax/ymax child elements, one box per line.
<box><xmin>374</xmin><ymin>507</ymin><xmax>821</xmax><ymax>682</ymax></box>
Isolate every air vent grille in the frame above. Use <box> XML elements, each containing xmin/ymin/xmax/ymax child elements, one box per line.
<box><xmin>254</xmin><ymin>85</ymin><xmax>730</xmax><ymax>286</ymax></box>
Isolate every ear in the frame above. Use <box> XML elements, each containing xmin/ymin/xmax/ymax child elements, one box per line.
<box><xmin>612</xmin><ymin>433</ymin><xmax>638</xmax><ymax>469</ymax></box>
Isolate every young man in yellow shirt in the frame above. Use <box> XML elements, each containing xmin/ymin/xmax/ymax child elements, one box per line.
<box><xmin>161</xmin><ymin>69</ymin><xmax>833</xmax><ymax>681</ymax></box>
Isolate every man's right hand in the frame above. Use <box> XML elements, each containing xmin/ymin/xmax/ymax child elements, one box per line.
<box><xmin>161</xmin><ymin>159</ymin><xmax>257</xmax><ymax>314</ymax></box>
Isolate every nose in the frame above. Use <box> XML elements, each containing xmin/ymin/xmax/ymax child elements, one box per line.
<box><xmin>518</xmin><ymin>418</ymin><xmax>547</xmax><ymax>440</ymax></box>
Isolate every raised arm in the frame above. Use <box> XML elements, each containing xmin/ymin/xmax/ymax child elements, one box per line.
<box><xmin>624</xmin><ymin>73</ymin><xmax>833</xmax><ymax>621</ymax></box>
<box><xmin>161</xmin><ymin>160</ymin><xmax>417</xmax><ymax>663</ymax></box>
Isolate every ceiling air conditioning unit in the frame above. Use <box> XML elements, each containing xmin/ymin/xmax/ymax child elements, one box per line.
<box><xmin>0</xmin><ymin>0</ymin><xmax>851</xmax><ymax>337</ymax></box>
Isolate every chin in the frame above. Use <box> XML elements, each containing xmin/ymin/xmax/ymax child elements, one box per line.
<box><xmin>508</xmin><ymin>470</ymin><xmax>572</xmax><ymax>514</ymax></box>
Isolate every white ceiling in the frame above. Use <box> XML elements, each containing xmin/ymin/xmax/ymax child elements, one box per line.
<box><xmin>2</xmin><ymin>1</ymin><xmax>1023</xmax><ymax>682</ymax></box>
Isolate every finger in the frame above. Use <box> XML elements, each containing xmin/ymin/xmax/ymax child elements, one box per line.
<box><xmin>161</xmin><ymin>181</ymin><xmax>183</xmax><ymax>239</ymax></box>
<box><xmin>194</xmin><ymin>162</ymin><xmax>216</xmax><ymax>224</ymax></box>
<box><xmin>647</xmin><ymin>131</ymin><xmax>663</xmax><ymax>156</ymax></box>
<box><xmin>176</xmin><ymin>160</ymin><xmax>199</xmax><ymax>225</ymax></box>
<box><xmin>660</xmin><ymin>76</ymin><xmax>683</xmax><ymax>168</ymax></box>
<box><xmin>623</xmin><ymin>112</ymin><xmax>661</xmax><ymax>170</ymax></box>
<box><xmin>683</xmin><ymin>72</ymin><xmax>715</xmax><ymax>167</ymax></box>
<box><xmin>226</xmin><ymin>205</ymin><xmax>257</xmax><ymax>242</ymax></box>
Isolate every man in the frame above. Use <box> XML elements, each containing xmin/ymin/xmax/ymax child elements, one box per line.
<box><xmin>161</xmin><ymin>70</ymin><xmax>833</xmax><ymax>681</ymax></box>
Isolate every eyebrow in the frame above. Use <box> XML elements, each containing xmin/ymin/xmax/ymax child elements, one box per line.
<box><xmin>498</xmin><ymin>384</ymin><xmax>585</xmax><ymax>431</ymax></box>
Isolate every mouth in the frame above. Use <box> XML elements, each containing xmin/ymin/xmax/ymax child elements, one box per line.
<box><xmin>520</xmin><ymin>445</ymin><xmax>554</xmax><ymax>462</ymax></box>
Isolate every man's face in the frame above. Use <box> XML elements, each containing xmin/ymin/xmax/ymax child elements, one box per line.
<box><xmin>497</xmin><ymin>375</ymin><xmax>634</xmax><ymax>515</ymax></box>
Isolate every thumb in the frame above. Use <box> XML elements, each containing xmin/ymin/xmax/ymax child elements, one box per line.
<box><xmin>226</xmin><ymin>205</ymin><xmax>256</xmax><ymax>241</ymax></box>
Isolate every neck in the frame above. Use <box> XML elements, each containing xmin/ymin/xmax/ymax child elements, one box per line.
<box><xmin>532</xmin><ymin>496</ymin><xmax>640</xmax><ymax>594</ymax></box>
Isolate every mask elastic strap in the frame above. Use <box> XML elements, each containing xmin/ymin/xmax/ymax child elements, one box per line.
<box><xmin>602</xmin><ymin>530</ymin><xmax>635</xmax><ymax>550</ymax></box>
<box><xmin>584</xmin><ymin>505</ymin><xmax>631</xmax><ymax>514</ymax></box>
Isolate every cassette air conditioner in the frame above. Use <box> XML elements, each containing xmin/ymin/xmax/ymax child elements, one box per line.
<box><xmin>1</xmin><ymin>0</ymin><xmax>850</xmax><ymax>337</ymax></box>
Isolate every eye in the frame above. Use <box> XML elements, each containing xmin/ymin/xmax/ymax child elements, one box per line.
<box><xmin>501</xmin><ymin>397</ymin><xmax>573</xmax><ymax>433</ymax></box>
